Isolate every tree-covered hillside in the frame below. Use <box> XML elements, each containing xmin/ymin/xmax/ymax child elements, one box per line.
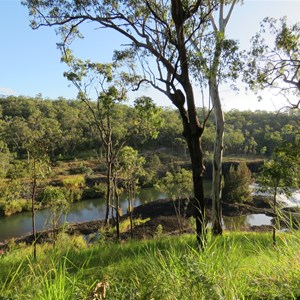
<box><xmin>1</xmin><ymin>95</ymin><xmax>299</xmax><ymax>165</ymax></box>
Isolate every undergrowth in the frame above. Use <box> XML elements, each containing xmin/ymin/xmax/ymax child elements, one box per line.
<box><xmin>0</xmin><ymin>230</ymin><xmax>300</xmax><ymax>299</ymax></box>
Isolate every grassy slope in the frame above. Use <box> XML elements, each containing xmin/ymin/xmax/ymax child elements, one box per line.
<box><xmin>1</xmin><ymin>231</ymin><xmax>300</xmax><ymax>300</ymax></box>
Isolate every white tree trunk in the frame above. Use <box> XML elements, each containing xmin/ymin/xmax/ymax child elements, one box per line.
<box><xmin>210</xmin><ymin>78</ymin><xmax>224</xmax><ymax>235</ymax></box>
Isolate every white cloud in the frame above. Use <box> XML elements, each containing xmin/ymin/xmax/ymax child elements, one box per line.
<box><xmin>0</xmin><ymin>87</ymin><xmax>17</xmax><ymax>95</ymax></box>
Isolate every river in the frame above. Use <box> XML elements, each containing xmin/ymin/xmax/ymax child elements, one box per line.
<box><xmin>0</xmin><ymin>187</ymin><xmax>165</xmax><ymax>242</ymax></box>
<box><xmin>1</xmin><ymin>185</ymin><xmax>299</xmax><ymax>242</ymax></box>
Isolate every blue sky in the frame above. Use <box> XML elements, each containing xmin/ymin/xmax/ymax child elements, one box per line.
<box><xmin>0</xmin><ymin>0</ymin><xmax>299</xmax><ymax>111</ymax></box>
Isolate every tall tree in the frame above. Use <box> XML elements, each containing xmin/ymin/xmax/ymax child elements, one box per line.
<box><xmin>245</xmin><ymin>17</ymin><xmax>300</xmax><ymax>109</ymax></box>
<box><xmin>61</xmin><ymin>55</ymin><xmax>162</xmax><ymax>229</ymax></box>
<box><xmin>23</xmin><ymin>0</ymin><xmax>215</xmax><ymax>245</ymax></box>
<box><xmin>63</xmin><ymin>58</ymin><xmax>128</xmax><ymax>226</ymax></box>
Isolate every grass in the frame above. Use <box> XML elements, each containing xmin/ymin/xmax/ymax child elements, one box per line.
<box><xmin>1</xmin><ymin>231</ymin><xmax>300</xmax><ymax>299</ymax></box>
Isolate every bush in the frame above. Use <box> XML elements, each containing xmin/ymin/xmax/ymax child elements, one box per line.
<box><xmin>81</xmin><ymin>186</ymin><xmax>105</xmax><ymax>200</ymax></box>
<box><xmin>62</xmin><ymin>175</ymin><xmax>85</xmax><ymax>188</ymax></box>
<box><xmin>6</xmin><ymin>160</ymin><xmax>28</xmax><ymax>179</ymax></box>
<box><xmin>2</xmin><ymin>199</ymin><xmax>30</xmax><ymax>216</ymax></box>
<box><xmin>222</xmin><ymin>162</ymin><xmax>253</xmax><ymax>203</ymax></box>
<box><xmin>69</xmin><ymin>162</ymin><xmax>93</xmax><ymax>176</ymax></box>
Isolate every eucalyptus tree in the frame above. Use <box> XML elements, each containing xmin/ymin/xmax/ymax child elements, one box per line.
<box><xmin>60</xmin><ymin>55</ymin><xmax>161</xmax><ymax>228</ymax></box>
<box><xmin>62</xmin><ymin>57</ymin><xmax>129</xmax><ymax>226</ymax></box>
<box><xmin>23</xmin><ymin>0</ymin><xmax>216</xmax><ymax>244</ymax></box>
<box><xmin>0</xmin><ymin>140</ymin><xmax>12</xmax><ymax>178</ymax></box>
<box><xmin>245</xmin><ymin>17</ymin><xmax>300</xmax><ymax>109</ymax></box>
<box><xmin>191</xmin><ymin>0</ymin><xmax>242</xmax><ymax>234</ymax></box>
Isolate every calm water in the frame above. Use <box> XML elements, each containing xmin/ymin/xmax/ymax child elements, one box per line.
<box><xmin>223</xmin><ymin>214</ymin><xmax>273</xmax><ymax>230</ymax></box>
<box><xmin>0</xmin><ymin>185</ymin><xmax>275</xmax><ymax>242</ymax></box>
<box><xmin>0</xmin><ymin>188</ymin><xmax>168</xmax><ymax>242</ymax></box>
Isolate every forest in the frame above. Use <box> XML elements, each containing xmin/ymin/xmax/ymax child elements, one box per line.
<box><xmin>1</xmin><ymin>95</ymin><xmax>299</xmax><ymax>162</ymax></box>
<box><xmin>0</xmin><ymin>95</ymin><xmax>299</xmax><ymax>216</ymax></box>
<box><xmin>1</xmin><ymin>0</ymin><xmax>300</xmax><ymax>299</ymax></box>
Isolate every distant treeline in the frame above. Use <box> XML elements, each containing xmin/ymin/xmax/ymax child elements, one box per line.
<box><xmin>0</xmin><ymin>95</ymin><xmax>299</xmax><ymax>162</ymax></box>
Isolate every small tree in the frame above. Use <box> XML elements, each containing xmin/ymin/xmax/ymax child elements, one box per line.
<box><xmin>25</xmin><ymin>122</ymin><xmax>50</xmax><ymax>260</ymax></box>
<box><xmin>155</xmin><ymin>168</ymin><xmax>193</xmax><ymax>233</ymax></box>
<box><xmin>258</xmin><ymin>149</ymin><xmax>298</xmax><ymax>244</ymax></box>
<box><xmin>118</xmin><ymin>146</ymin><xmax>145</xmax><ymax>239</ymax></box>
<box><xmin>222</xmin><ymin>162</ymin><xmax>252</xmax><ymax>203</ymax></box>
<box><xmin>42</xmin><ymin>186</ymin><xmax>71</xmax><ymax>238</ymax></box>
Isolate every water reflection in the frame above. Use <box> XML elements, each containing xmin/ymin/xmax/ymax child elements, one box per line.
<box><xmin>0</xmin><ymin>185</ymin><xmax>273</xmax><ymax>242</ymax></box>
<box><xmin>0</xmin><ymin>187</ymin><xmax>168</xmax><ymax>242</ymax></box>
<box><xmin>223</xmin><ymin>214</ymin><xmax>273</xmax><ymax>230</ymax></box>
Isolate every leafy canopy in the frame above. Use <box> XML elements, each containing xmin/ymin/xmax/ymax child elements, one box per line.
<box><xmin>245</xmin><ymin>17</ymin><xmax>300</xmax><ymax>109</ymax></box>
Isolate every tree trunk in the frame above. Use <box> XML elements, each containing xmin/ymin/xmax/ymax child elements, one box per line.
<box><xmin>128</xmin><ymin>182</ymin><xmax>134</xmax><ymax>239</ymax></box>
<box><xmin>273</xmin><ymin>187</ymin><xmax>277</xmax><ymax>245</ymax></box>
<box><xmin>181</xmin><ymin>87</ymin><xmax>206</xmax><ymax>247</ymax></box>
<box><xmin>31</xmin><ymin>158</ymin><xmax>37</xmax><ymax>260</ymax></box>
<box><xmin>170</xmin><ymin>88</ymin><xmax>206</xmax><ymax>246</ymax></box>
<box><xmin>104</xmin><ymin>159</ymin><xmax>112</xmax><ymax>226</ymax></box>
<box><xmin>210</xmin><ymin>79</ymin><xmax>224</xmax><ymax>235</ymax></box>
<box><xmin>113</xmin><ymin>176</ymin><xmax>120</xmax><ymax>240</ymax></box>
<box><xmin>170</xmin><ymin>0</ymin><xmax>207</xmax><ymax>243</ymax></box>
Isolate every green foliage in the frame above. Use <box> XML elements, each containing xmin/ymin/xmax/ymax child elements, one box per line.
<box><xmin>0</xmin><ymin>141</ymin><xmax>12</xmax><ymax>178</ymax></box>
<box><xmin>141</xmin><ymin>154</ymin><xmax>163</xmax><ymax>186</ymax></box>
<box><xmin>245</xmin><ymin>17</ymin><xmax>300</xmax><ymax>109</ymax></box>
<box><xmin>223</xmin><ymin>162</ymin><xmax>253</xmax><ymax>202</ymax></box>
<box><xmin>119</xmin><ymin>147</ymin><xmax>145</xmax><ymax>177</ymax></box>
<box><xmin>42</xmin><ymin>186</ymin><xmax>71</xmax><ymax>230</ymax></box>
<box><xmin>0</xmin><ymin>96</ymin><xmax>299</xmax><ymax>160</ymax></box>
<box><xmin>117</xmin><ymin>217</ymin><xmax>150</xmax><ymax>234</ymax></box>
<box><xmin>69</xmin><ymin>162</ymin><xmax>93</xmax><ymax>175</ymax></box>
<box><xmin>6</xmin><ymin>160</ymin><xmax>29</xmax><ymax>179</ymax></box>
<box><xmin>42</xmin><ymin>186</ymin><xmax>69</xmax><ymax>206</ymax></box>
<box><xmin>54</xmin><ymin>232</ymin><xmax>87</xmax><ymax>252</ymax></box>
<box><xmin>0</xmin><ymin>199</ymin><xmax>31</xmax><ymax>216</ymax></box>
<box><xmin>258</xmin><ymin>147</ymin><xmax>299</xmax><ymax>198</ymax></box>
<box><xmin>0</xmin><ymin>178</ymin><xmax>30</xmax><ymax>216</ymax></box>
<box><xmin>133</xmin><ymin>96</ymin><xmax>164</xmax><ymax>140</ymax></box>
<box><xmin>155</xmin><ymin>168</ymin><xmax>193</xmax><ymax>198</ymax></box>
<box><xmin>81</xmin><ymin>186</ymin><xmax>104</xmax><ymax>200</ymax></box>
<box><xmin>155</xmin><ymin>224</ymin><xmax>163</xmax><ymax>237</ymax></box>
<box><xmin>62</xmin><ymin>175</ymin><xmax>85</xmax><ymax>188</ymax></box>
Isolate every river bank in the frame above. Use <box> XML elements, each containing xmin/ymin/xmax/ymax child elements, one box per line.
<box><xmin>2</xmin><ymin>195</ymin><xmax>297</xmax><ymax>251</ymax></box>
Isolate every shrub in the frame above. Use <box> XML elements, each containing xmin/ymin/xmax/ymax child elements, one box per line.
<box><xmin>64</xmin><ymin>188</ymin><xmax>83</xmax><ymax>202</ymax></box>
<box><xmin>69</xmin><ymin>162</ymin><xmax>93</xmax><ymax>175</ymax></box>
<box><xmin>81</xmin><ymin>186</ymin><xmax>105</xmax><ymax>200</ymax></box>
<box><xmin>41</xmin><ymin>186</ymin><xmax>71</xmax><ymax>230</ymax></box>
<box><xmin>222</xmin><ymin>162</ymin><xmax>253</xmax><ymax>203</ymax></box>
<box><xmin>62</xmin><ymin>175</ymin><xmax>85</xmax><ymax>188</ymax></box>
<box><xmin>2</xmin><ymin>199</ymin><xmax>30</xmax><ymax>216</ymax></box>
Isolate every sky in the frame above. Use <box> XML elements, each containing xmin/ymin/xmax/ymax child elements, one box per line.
<box><xmin>0</xmin><ymin>0</ymin><xmax>300</xmax><ymax>111</ymax></box>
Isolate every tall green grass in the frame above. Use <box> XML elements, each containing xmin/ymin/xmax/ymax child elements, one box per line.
<box><xmin>1</xmin><ymin>231</ymin><xmax>300</xmax><ymax>299</ymax></box>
